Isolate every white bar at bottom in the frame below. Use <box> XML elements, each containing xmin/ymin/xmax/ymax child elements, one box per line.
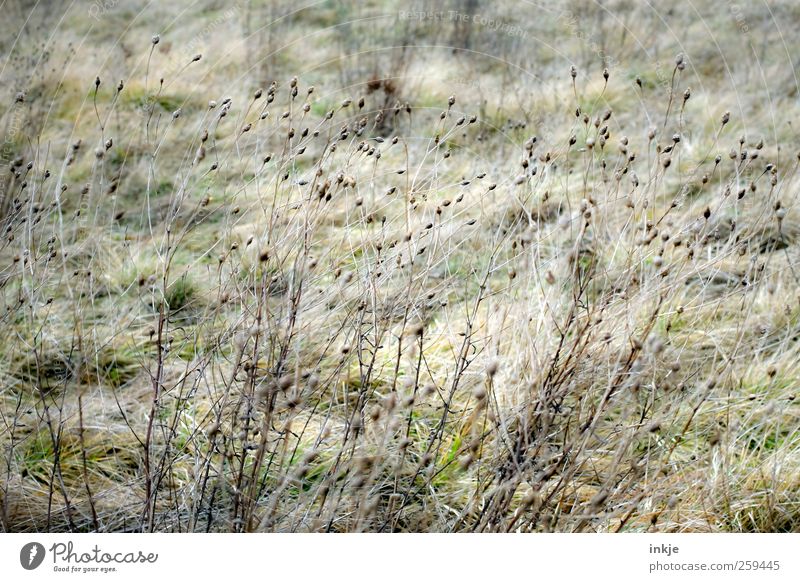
<box><xmin>1</xmin><ymin>533</ymin><xmax>797</xmax><ymax>581</ymax></box>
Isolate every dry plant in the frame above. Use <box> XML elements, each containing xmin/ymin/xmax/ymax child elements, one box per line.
<box><xmin>1</xmin><ymin>1</ymin><xmax>799</xmax><ymax>534</ymax></box>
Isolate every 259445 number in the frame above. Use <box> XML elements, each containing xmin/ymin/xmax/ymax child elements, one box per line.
<box><xmin>736</xmin><ymin>561</ymin><xmax>780</xmax><ymax>571</ymax></box>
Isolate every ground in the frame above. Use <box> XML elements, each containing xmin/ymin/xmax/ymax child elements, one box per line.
<box><xmin>0</xmin><ymin>0</ymin><xmax>799</xmax><ymax>532</ymax></box>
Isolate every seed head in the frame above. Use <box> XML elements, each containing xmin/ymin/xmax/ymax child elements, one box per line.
<box><xmin>277</xmin><ymin>374</ymin><xmax>294</xmax><ymax>391</ymax></box>
<box><xmin>486</xmin><ymin>358</ymin><xmax>499</xmax><ymax>378</ymax></box>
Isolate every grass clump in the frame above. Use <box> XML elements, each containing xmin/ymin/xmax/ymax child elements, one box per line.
<box><xmin>1</xmin><ymin>0</ymin><xmax>799</xmax><ymax>534</ymax></box>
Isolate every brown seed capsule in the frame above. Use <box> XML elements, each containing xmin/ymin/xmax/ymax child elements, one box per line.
<box><xmin>277</xmin><ymin>374</ymin><xmax>294</xmax><ymax>391</ymax></box>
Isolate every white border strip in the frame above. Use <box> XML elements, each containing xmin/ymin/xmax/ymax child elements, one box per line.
<box><xmin>2</xmin><ymin>533</ymin><xmax>798</xmax><ymax>581</ymax></box>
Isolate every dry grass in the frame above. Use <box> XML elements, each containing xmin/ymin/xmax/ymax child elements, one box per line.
<box><xmin>1</xmin><ymin>0</ymin><xmax>799</xmax><ymax>532</ymax></box>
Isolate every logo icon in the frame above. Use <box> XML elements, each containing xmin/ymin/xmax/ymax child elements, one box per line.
<box><xmin>20</xmin><ymin>542</ymin><xmax>46</xmax><ymax>570</ymax></box>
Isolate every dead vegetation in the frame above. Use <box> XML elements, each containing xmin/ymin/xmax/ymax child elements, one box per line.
<box><xmin>1</xmin><ymin>0</ymin><xmax>799</xmax><ymax>533</ymax></box>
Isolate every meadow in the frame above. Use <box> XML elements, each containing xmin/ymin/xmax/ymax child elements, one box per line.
<box><xmin>1</xmin><ymin>0</ymin><xmax>799</xmax><ymax>532</ymax></box>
